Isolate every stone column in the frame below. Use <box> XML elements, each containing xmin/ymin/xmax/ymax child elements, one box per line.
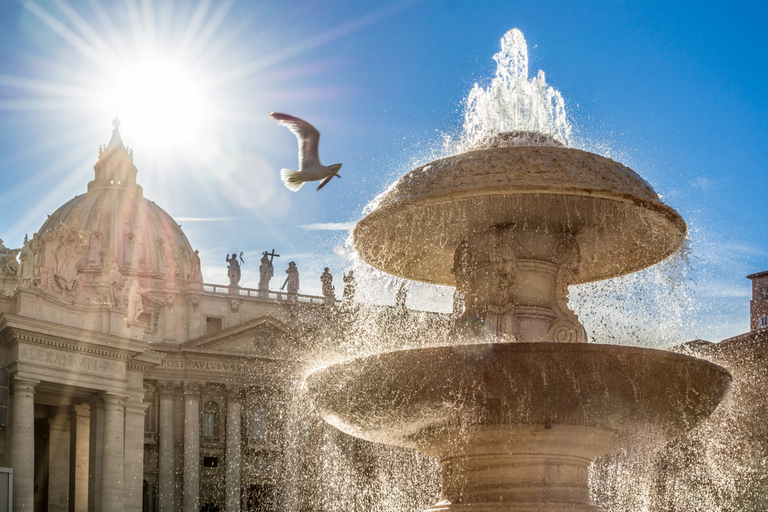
<box><xmin>88</xmin><ymin>396</ymin><xmax>105</xmax><ymax>512</ymax></box>
<box><xmin>48</xmin><ymin>412</ymin><xmax>71</xmax><ymax>512</ymax></box>
<box><xmin>100</xmin><ymin>394</ymin><xmax>126</xmax><ymax>512</ymax></box>
<box><xmin>11</xmin><ymin>377</ymin><xmax>38</xmax><ymax>510</ymax></box>
<box><xmin>157</xmin><ymin>383</ymin><xmax>178</xmax><ymax>512</ymax></box>
<box><xmin>69</xmin><ymin>403</ymin><xmax>90</xmax><ymax>512</ymax></box>
<box><xmin>182</xmin><ymin>383</ymin><xmax>201</xmax><ymax>512</ymax></box>
<box><xmin>225</xmin><ymin>387</ymin><xmax>243</xmax><ymax>512</ymax></box>
<box><xmin>124</xmin><ymin>397</ymin><xmax>147</xmax><ymax>512</ymax></box>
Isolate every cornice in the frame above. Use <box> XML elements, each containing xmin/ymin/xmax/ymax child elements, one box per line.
<box><xmin>14</xmin><ymin>331</ymin><xmax>131</xmax><ymax>360</ymax></box>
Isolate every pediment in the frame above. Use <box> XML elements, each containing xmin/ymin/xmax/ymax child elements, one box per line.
<box><xmin>183</xmin><ymin>315</ymin><xmax>302</xmax><ymax>359</ymax></box>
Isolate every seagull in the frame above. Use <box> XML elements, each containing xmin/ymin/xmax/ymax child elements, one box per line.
<box><xmin>269</xmin><ymin>112</ymin><xmax>342</xmax><ymax>191</ymax></box>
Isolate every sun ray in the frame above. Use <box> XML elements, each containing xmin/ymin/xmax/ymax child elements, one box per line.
<box><xmin>51</xmin><ymin>0</ymin><xmax>121</xmax><ymax>63</ymax></box>
<box><xmin>23</xmin><ymin>1</ymin><xmax>107</xmax><ymax>68</ymax></box>
<box><xmin>209</xmin><ymin>0</ymin><xmax>424</xmax><ymax>87</ymax></box>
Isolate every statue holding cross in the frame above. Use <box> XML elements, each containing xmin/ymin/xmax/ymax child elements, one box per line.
<box><xmin>258</xmin><ymin>249</ymin><xmax>280</xmax><ymax>293</ymax></box>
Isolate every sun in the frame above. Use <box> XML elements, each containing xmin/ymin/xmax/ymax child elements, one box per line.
<box><xmin>101</xmin><ymin>54</ymin><xmax>214</xmax><ymax>157</ymax></box>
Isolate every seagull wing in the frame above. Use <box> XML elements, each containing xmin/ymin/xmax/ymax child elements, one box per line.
<box><xmin>269</xmin><ymin>112</ymin><xmax>321</xmax><ymax>169</ymax></box>
<box><xmin>316</xmin><ymin>175</ymin><xmax>334</xmax><ymax>191</ymax></box>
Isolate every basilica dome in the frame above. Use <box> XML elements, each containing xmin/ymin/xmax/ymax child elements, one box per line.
<box><xmin>37</xmin><ymin>118</ymin><xmax>202</xmax><ymax>287</ymax></box>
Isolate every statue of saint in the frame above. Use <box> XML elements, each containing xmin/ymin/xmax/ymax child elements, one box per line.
<box><xmin>126</xmin><ymin>279</ymin><xmax>145</xmax><ymax>323</ymax></box>
<box><xmin>226</xmin><ymin>253</ymin><xmax>242</xmax><ymax>287</ymax></box>
<box><xmin>321</xmin><ymin>267</ymin><xmax>335</xmax><ymax>305</ymax></box>
<box><xmin>16</xmin><ymin>235</ymin><xmax>35</xmax><ymax>288</ymax></box>
<box><xmin>258</xmin><ymin>252</ymin><xmax>274</xmax><ymax>292</ymax></box>
<box><xmin>282</xmin><ymin>261</ymin><xmax>300</xmax><ymax>302</ymax></box>
<box><xmin>109</xmin><ymin>262</ymin><xmax>125</xmax><ymax>307</ymax></box>
<box><xmin>342</xmin><ymin>270</ymin><xmax>356</xmax><ymax>302</ymax></box>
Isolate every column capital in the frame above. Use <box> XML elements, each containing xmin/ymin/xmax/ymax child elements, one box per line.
<box><xmin>48</xmin><ymin>411</ymin><xmax>70</xmax><ymax>431</ymax></box>
<box><xmin>125</xmin><ymin>397</ymin><xmax>149</xmax><ymax>415</ymax></box>
<box><xmin>157</xmin><ymin>381</ymin><xmax>180</xmax><ymax>399</ymax></box>
<box><xmin>71</xmin><ymin>402</ymin><xmax>90</xmax><ymax>418</ymax></box>
<box><xmin>11</xmin><ymin>376</ymin><xmax>39</xmax><ymax>395</ymax></box>
<box><xmin>99</xmin><ymin>393</ymin><xmax>127</xmax><ymax>409</ymax></box>
<box><xmin>226</xmin><ymin>384</ymin><xmax>243</xmax><ymax>401</ymax></box>
<box><xmin>183</xmin><ymin>382</ymin><xmax>203</xmax><ymax>397</ymax></box>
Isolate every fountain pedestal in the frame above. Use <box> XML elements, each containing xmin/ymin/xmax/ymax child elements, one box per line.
<box><xmin>425</xmin><ymin>426</ymin><xmax>616</xmax><ymax>511</ymax></box>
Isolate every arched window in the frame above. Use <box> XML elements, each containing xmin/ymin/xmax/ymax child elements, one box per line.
<box><xmin>250</xmin><ymin>403</ymin><xmax>269</xmax><ymax>443</ymax></box>
<box><xmin>202</xmin><ymin>401</ymin><xmax>220</xmax><ymax>440</ymax></box>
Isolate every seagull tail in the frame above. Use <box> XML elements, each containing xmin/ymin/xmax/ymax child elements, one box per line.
<box><xmin>280</xmin><ymin>169</ymin><xmax>304</xmax><ymax>192</ymax></box>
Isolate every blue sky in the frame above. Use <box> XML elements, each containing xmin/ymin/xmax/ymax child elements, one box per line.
<box><xmin>0</xmin><ymin>0</ymin><xmax>766</xmax><ymax>342</ymax></box>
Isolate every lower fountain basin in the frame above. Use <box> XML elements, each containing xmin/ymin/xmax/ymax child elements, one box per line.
<box><xmin>307</xmin><ymin>343</ymin><xmax>731</xmax><ymax>511</ymax></box>
<box><xmin>307</xmin><ymin>343</ymin><xmax>730</xmax><ymax>448</ymax></box>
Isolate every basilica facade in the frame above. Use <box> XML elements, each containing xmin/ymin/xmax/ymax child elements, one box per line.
<box><xmin>0</xmin><ymin>120</ymin><xmax>366</xmax><ymax>512</ymax></box>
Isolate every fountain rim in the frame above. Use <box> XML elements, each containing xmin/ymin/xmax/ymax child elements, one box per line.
<box><xmin>353</xmin><ymin>189</ymin><xmax>686</xmax><ymax>287</ymax></box>
<box><xmin>305</xmin><ymin>341</ymin><xmax>729</xmax><ymax>380</ymax></box>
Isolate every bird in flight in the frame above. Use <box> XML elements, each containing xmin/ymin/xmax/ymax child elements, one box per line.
<box><xmin>269</xmin><ymin>112</ymin><xmax>342</xmax><ymax>191</ymax></box>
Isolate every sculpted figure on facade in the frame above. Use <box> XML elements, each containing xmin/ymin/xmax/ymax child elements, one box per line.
<box><xmin>0</xmin><ymin>239</ymin><xmax>20</xmax><ymax>276</ymax></box>
<box><xmin>16</xmin><ymin>235</ymin><xmax>36</xmax><ymax>288</ymax></box>
<box><xmin>282</xmin><ymin>261</ymin><xmax>300</xmax><ymax>302</ymax></box>
<box><xmin>226</xmin><ymin>253</ymin><xmax>242</xmax><ymax>287</ymax></box>
<box><xmin>190</xmin><ymin>250</ymin><xmax>201</xmax><ymax>282</ymax></box>
<box><xmin>109</xmin><ymin>262</ymin><xmax>125</xmax><ymax>308</ymax></box>
<box><xmin>50</xmin><ymin>223</ymin><xmax>90</xmax><ymax>291</ymax></box>
<box><xmin>342</xmin><ymin>270</ymin><xmax>356</xmax><ymax>302</ymax></box>
<box><xmin>126</xmin><ymin>279</ymin><xmax>145</xmax><ymax>323</ymax></box>
<box><xmin>321</xmin><ymin>267</ymin><xmax>335</xmax><ymax>305</ymax></box>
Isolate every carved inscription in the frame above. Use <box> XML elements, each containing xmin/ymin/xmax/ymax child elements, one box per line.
<box><xmin>160</xmin><ymin>359</ymin><xmax>245</xmax><ymax>373</ymax></box>
<box><xmin>19</xmin><ymin>346</ymin><xmax>124</xmax><ymax>378</ymax></box>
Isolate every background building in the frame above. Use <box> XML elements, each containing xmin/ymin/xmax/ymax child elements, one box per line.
<box><xmin>0</xmin><ymin>121</ymin><xmax>443</xmax><ymax>512</ymax></box>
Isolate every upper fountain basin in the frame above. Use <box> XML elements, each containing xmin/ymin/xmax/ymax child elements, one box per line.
<box><xmin>306</xmin><ymin>343</ymin><xmax>730</xmax><ymax>451</ymax></box>
<box><xmin>354</xmin><ymin>144</ymin><xmax>686</xmax><ymax>286</ymax></box>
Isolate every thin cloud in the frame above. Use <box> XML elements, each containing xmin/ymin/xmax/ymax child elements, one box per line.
<box><xmin>300</xmin><ymin>222</ymin><xmax>356</xmax><ymax>231</ymax></box>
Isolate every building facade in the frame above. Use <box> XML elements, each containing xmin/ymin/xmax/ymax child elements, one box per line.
<box><xmin>0</xmin><ymin>120</ymin><xmax>377</xmax><ymax>512</ymax></box>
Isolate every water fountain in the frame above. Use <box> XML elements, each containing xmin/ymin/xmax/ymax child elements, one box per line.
<box><xmin>305</xmin><ymin>30</ymin><xmax>731</xmax><ymax>511</ymax></box>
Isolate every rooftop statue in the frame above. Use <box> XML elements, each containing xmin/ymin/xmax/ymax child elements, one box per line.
<box><xmin>342</xmin><ymin>270</ymin><xmax>356</xmax><ymax>302</ymax></box>
<box><xmin>226</xmin><ymin>252</ymin><xmax>242</xmax><ymax>287</ymax></box>
<box><xmin>258</xmin><ymin>249</ymin><xmax>279</xmax><ymax>296</ymax></box>
<box><xmin>281</xmin><ymin>261</ymin><xmax>300</xmax><ymax>302</ymax></box>
<box><xmin>320</xmin><ymin>267</ymin><xmax>335</xmax><ymax>306</ymax></box>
